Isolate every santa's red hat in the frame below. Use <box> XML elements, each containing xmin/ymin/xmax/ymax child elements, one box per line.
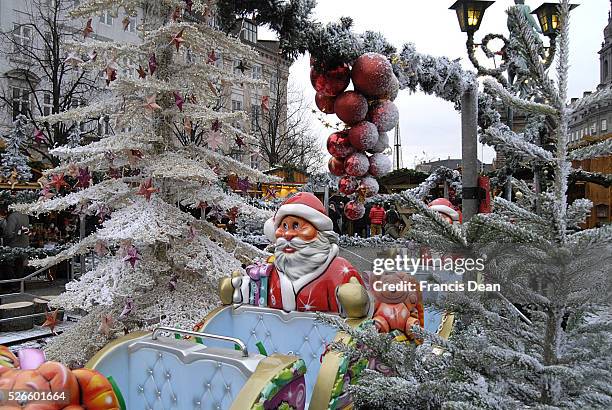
<box><xmin>264</xmin><ymin>192</ymin><xmax>333</xmax><ymax>241</ymax></box>
<box><xmin>428</xmin><ymin>198</ymin><xmax>460</xmax><ymax>222</ymax></box>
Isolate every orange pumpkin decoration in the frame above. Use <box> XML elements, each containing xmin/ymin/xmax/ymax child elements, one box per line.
<box><xmin>72</xmin><ymin>369</ymin><xmax>120</xmax><ymax>410</ymax></box>
<box><xmin>0</xmin><ymin>348</ymin><xmax>119</xmax><ymax>410</ymax></box>
<box><xmin>0</xmin><ymin>362</ymin><xmax>80</xmax><ymax>409</ymax></box>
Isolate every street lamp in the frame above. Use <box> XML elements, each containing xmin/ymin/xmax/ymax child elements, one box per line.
<box><xmin>531</xmin><ymin>3</ymin><xmax>579</xmax><ymax>37</ymax></box>
<box><xmin>449</xmin><ymin>1</ymin><xmax>579</xmax><ymax>203</ymax></box>
<box><xmin>449</xmin><ymin>0</ymin><xmax>495</xmax><ymax>33</ymax></box>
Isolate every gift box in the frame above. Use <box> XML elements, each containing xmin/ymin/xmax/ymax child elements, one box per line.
<box><xmin>246</xmin><ymin>261</ymin><xmax>273</xmax><ymax>307</ymax></box>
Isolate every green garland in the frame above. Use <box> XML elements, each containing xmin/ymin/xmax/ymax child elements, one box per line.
<box><xmin>0</xmin><ymin>190</ymin><xmax>38</xmax><ymax>206</ymax></box>
<box><xmin>0</xmin><ymin>245</ymin><xmax>68</xmax><ymax>263</ymax></box>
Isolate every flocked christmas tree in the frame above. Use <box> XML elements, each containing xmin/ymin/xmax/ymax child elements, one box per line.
<box><xmin>13</xmin><ymin>0</ymin><xmax>276</xmax><ymax>366</ymax></box>
<box><xmin>316</xmin><ymin>2</ymin><xmax>612</xmax><ymax>408</ymax></box>
<box><xmin>1</xmin><ymin>115</ymin><xmax>32</xmax><ymax>183</ymax></box>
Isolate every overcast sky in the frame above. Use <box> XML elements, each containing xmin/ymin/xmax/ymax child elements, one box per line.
<box><xmin>267</xmin><ymin>0</ymin><xmax>610</xmax><ymax>168</ymax></box>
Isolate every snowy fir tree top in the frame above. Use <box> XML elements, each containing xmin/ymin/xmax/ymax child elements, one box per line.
<box><xmin>1</xmin><ymin>115</ymin><xmax>32</xmax><ymax>182</ymax></box>
<box><xmin>13</xmin><ymin>0</ymin><xmax>279</xmax><ymax>366</ymax></box>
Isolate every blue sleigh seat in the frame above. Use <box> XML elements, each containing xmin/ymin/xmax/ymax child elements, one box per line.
<box><xmin>197</xmin><ymin>305</ymin><xmax>338</xmax><ymax>407</ymax></box>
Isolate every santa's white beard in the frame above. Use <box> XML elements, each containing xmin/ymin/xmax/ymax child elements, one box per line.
<box><xmin>274</xmin><ymin>234</ymin><xmax>334</xmax><ymax>281</ymax></box>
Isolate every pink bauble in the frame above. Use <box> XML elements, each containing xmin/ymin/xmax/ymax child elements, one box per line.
<box><xmin>368</xmin><ymin>100</ymin><xmax>399</xmax><ymax>132</ymax></box>
<box><xmin>369</xmin><ymin>132</ymin><xmax>389</xmax><ymax>154</ymax></box>
<box><xmin>351</xmin><ymin>53</ymin><xmax>395</xmax><ymax>98</ymax></box>
<box><xmin>327</xmin><ymin>131</ymin><xmax>355</xmax><ymax>158</ymax></box>
<box><xmin>328</xmin><ymin>157</ymin><xmax>345</xmax><ymax>176</ymax></box>
<box><xmin>315</xmin><ymin>93</ymin><xmax>336</xmax><ymax>114</ymax></box>
<box><xmin>369</xmin><ymin>153</ymin><xmax>393</xmax><ymax>177</ymax></box>
<box><xmin>345</xmin><ymin>152</ymin><xmax>370</xmax><ymax>177</ymax></box>
<box><xmin>310</xmin><ymin>64</ymin><xmax>350</xmax><ymax>96</ymax></box>
<box><xmin>359</xmin><ymin>176</ymin><xmax>379</xmax><ymax>197</ymax></box>
<box><xmin>338</xmin><ymin>176</ymin><xmax>358</xmax><ymax>195</ymax></box>
<box><xmin>348</xmin><ymin>121</ymin><xmax>378</xmax><ymax>151</ymax></box>
<box><xmin>334</xmin><ymin>91</ymin><xmax>368</xmax><ymax>125</ymax></box>
<box><xmin>344</xmin><ymin>200</ymin><xmax>366</xmax><ymax>221</ymax></box>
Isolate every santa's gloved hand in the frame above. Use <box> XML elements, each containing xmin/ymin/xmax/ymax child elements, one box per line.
<box><xmin>337</xmin><ymin>277</ymin><xmax>370</xmax><ymax>319</ymax></box>
<box><xmin>218</xmin><ymin>271</ymin><xmax>251</xmax><ymax>305</ymax></box>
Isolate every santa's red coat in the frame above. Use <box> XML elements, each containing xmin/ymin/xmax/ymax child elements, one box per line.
<box><xmin>267</xmin><ymin>256</ymin><xmax>364</xmax><ymax>313</ymax></box>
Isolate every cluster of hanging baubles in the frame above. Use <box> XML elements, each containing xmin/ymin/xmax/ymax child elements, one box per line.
<box><xmin>311</xmin><ymin>52</ymin><xmax>399</xmax><ymax>220</ymax></box>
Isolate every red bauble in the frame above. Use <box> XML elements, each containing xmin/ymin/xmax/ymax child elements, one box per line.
<box><xmin>315</xmin><ymin>93</ymin><xmax>336</xmax><ymax>114</ymax></box>
<box><xmin>359</xmin><ymin>176</ymin><xmax>380</xmax><ymax>197</ymax></box>
<box><xmin>369</xmin><ymin>132</ymin><xmax>389</xmax><ymax>154</ymax></box>
<box><xmin>338</xmin><ymin>176</ymin><xmax>358</xmax><ymax>195</ymax></box>
<box><xmin>348</xmin><ymin>121</ymin><xmax>378</xmax><ymax>151</ymax></box>
<box><xmin>344</xmin><ymin>200</ymin><xmax>366</xmax><ymax>221</ymax></box>
<box><xmin>386</xmin><ymin>75</ymin><xmax>400</xmax><ymax>101</ymax></box>
<box><xmin>351</xmin><ymin>53</ymin><xmax>395</xmax><ymax>98</ymax></box>
<box><xmin>369</xmin><ymin>153</ymin><xmax>393</xmax><ymax>177</ymax></box>
<box><xmin>368</xmin><ymin>99</ymin><xmax>399</xmax><ymax>133</ymax></box>
<box><xmin>344</xmin><ymin>152</ymin><xmax>370</xmax><ymax>177</ymax></box>
<box><xmin>310</xmin><ymin>64</ymin><xmax>350</xmax><ymax>96</ymax></box>
<box><xmin>327</xmin><ymin>131</ymin><xmax>355</xmax><ymax>159</ymax></box>
<box><xmin>328</xmin><ymin>157</ymin><xmax>345</xmax><ymax>176</ymax></box>
<box><xmin>334</xmin><ymin>91</ymin><xmax>368</xmax><ymax>125</ymax></box>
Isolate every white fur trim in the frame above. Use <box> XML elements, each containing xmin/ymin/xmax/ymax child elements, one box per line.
<box><xmin>277</xmin><ymin>244</ymin><xmax>339</xmax><ymax>311</ymax></box>
<box><xmin>264</xmin><ymin>217</ymin><xmax>276</xmax><ymax>242</ymax></box>
<box><xmin>429</xmin><ymin>204</ymin><xmax>459</xmax><ymax>221</ymax></box>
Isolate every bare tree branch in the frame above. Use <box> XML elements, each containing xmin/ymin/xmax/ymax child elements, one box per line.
<box><xmin>0</xmin><ymin>0</ymin><xmax>101</xmax><ymax>166</ymax></box>
<box><xmin>251</xmin><ymin>63</ymin><xmax>323</xmax><ymax>173</ymax></box>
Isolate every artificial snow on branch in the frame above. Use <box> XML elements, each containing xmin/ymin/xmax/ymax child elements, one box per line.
<box><xmin>483</xmin><ymin>78</ymin><xmax>557</xmax><ymax>117</ymax></box>
<box><xmin>568</xmin><ymin>139</ymin><xmax>612</xmax><ymax>161</ymax></box>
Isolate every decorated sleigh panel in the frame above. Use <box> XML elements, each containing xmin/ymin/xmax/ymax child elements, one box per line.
<box><xmin>87</xmin><ymin>326</ymin><xmax>308</xmax><ymax>410</ymax></box>
<box><xmin>195</xmin><ymin>305</ymin><xmax>339</xmax><ymax>405</ymax></box>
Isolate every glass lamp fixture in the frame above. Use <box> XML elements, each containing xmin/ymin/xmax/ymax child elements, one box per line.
<box><xmin>449</xmin><ymin>0</ymin><xmax>495</xmax><ymax>33</ymax></box>
<box><xmin>531</xmin><ymin>3</ymin><xmax>579</xmax><ymax>37</ymax></box>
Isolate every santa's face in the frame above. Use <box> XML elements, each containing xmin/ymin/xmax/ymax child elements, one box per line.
<box><xmin>274</xmin><ymin>215</ymin><xmax>334</xmax><ymax>281</ymax></box>
<box><xmin>275</xmin><ymin>216</ymin><xmax>318</xmax><ymax>253</ymax></box>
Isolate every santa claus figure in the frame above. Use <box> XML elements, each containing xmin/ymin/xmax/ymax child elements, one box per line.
<box><xmin>226</xmin><ymin>193</ymin><xmax>369</xmax><ymax>317</ymax></box>
<box><xmin>428</xmin><ymin>198</ymin><xmax>461</xmax><ymax>225</ymax></box>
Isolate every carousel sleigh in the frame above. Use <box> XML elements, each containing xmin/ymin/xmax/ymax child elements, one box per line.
<box><xmin>86</xmin><ymin>302</ymin><xmax>453</xmax><ymax>410</ymax></box>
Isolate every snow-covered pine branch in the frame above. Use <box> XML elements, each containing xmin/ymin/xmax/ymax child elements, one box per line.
<box><xmin>483</xmin><ymin>78</ymin><xmax>557</xmax><ymax>116</ymax></box>
<box><xmin>568</xmin><ymin>139</ymin><xmax>612</xmax><ymax>161</ymax></box>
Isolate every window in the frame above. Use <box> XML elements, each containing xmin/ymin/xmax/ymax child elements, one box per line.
<box><xmin>208</xmin><ymin>14</ymin><xmax>221</xmax><ymax>29</ymax></box>
<box><xmin>11</xmin><ymin>86</ymin><xmax>30</xmax><ymax>119</ymax></box>
<box><xmin>251</xmin><ymin>64</ymin><xmax>262</xmax><ymax>80</ymax></box>
<box><xmin>251</xmin><ymin>105</ymin><xmax>260</xmax><ymax>129</ymax></box>
<box><xmin>42</xmin><ymin>92</ymin><xmax>52</xmax><ymax>116</ymax></box>
<box><xmin>590</xmin><ymin>123</ymin><xmax>597</xmax><ymax>136</ymax></box>
<box><xmin>100</xmin><ymin>11</ymin><xmax>113</xmax><ymax>25</ymax></box>
<box><xmin>12</xmin><ymin>24</ymin><xmax>32</xmax><ymax>54</ymax></box>
<box><xmin>214</xmin><ymin>51</ymin><xmax>223</xmax><ymax>69</ymax></box>
<box><xmin>230</xmin><ymin>150</ymin><xmax>242</xmax><ymax>161</ymax></box>
<box><xmin>234</xmin><ymin>60</ymin><xmax>245</xmax><ymax>75</ymax></box>
<box><xmin>125</xmin><ymin>16</ymin><xmax>136</xmax><ymax>32</ymax></box>
<box><xmin>269</xmin><ymin>73</ymin><xmax>278</xmax><ymax>92</ymax></box>
<box><xmin>604</xmin><ymin>60</ymin><xmax>609</xmax><ymax>83</ymax></box>
<box><xmin>97</xmin><ymin>116</ymin><xmax>111</xmax><ymax>136</ymax></box>
<box><xmin>231</xmin><ymin>99</ymin><xmax>242</xmax><ymax>112</ymax></box>
<box><xmin>250</xmin><ymin>153</ymin><xmax>260</xmax><ymax>169</ymax></box>
<box><xmin>602</xmin><ymin>119</ymin><xmax>608</xmax><ymax>132</ymax></box>
<box><xmin>242</xmin><ymin>21</ymin><xmax>257</xmax><ymax>43</ymax></box>
<box><xmin>595</xmin><ymin>204</ymin><xmax>609</xmax><ymax>219</ymax></box>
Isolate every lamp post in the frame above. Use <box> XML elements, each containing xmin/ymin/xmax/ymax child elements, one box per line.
<box><xmin>449</xmin><ymin>0</ymin><xmax>577</xmax><ymax>202</ymax></box>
